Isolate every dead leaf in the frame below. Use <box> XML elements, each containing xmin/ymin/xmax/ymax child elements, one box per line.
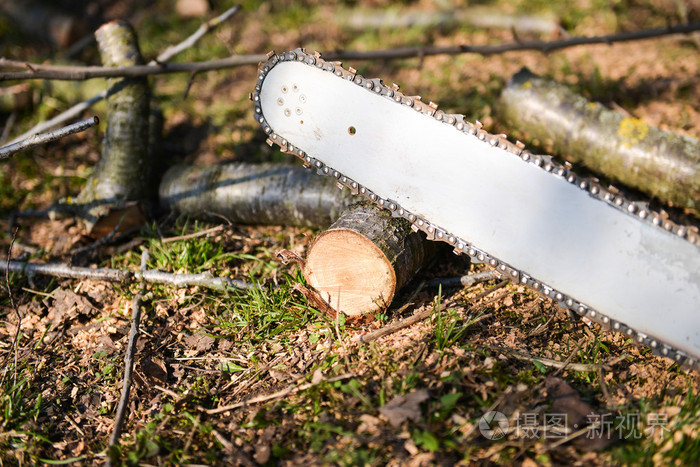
<box><xmin>141</xmin><ymin>357</ymin><xmax>168</xmax><ymax>384</ymax></box>
<box><xmin>379</xmin><ymin>389</ymin><xmax>429</xmax><ymax>428</ymax></box>
<box><xmin>184</xmin><ymin>332</ymin><xmax>216</xmax><ymax>352</ymax></box>
<box><xmin>95</xmin><ymin>335</ymin><xmax>118</xmax><ymax>354</ymax></box>
<box><xmin>53</xmin><ymin>288</ymin><xmax>97</xmax><ymax>318</ymax></box>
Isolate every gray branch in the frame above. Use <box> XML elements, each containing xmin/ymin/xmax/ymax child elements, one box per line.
<box><xmin>1</xmin><ymin>260</ymin><xmax>251</xmax><ymax>290</ymax></box>
<box><xmin>0</xmin><ymin>116</ymin><xmax>98</xmax><ymax>159</ymax></box>
<box><xmin>5</xmin><ymin>5</ymin><xmax>241</xmax><ymax>144</ymax></box>
<box><xmin>2</xmin><ymin>22</ymin><xmax>699</xmax><ymax>81</ymax></box>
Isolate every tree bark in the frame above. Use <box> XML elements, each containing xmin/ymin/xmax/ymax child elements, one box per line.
<box><xmin>74</xmin><ymin>21</ymin><xmax>151</xmax><ymax>232</ymax></box>
<box><xmin>159</xmin><ymin>162</ymin><xmax>357</xmax><ymax>227</ymax></box>
<box><xmin>303</xmin><ymin>202</ymin><xmax>440</xmax><ymax>317</ymax></box>
<box><xmin>499</xmin><ymin>68</ymin><xmax>700</xmax><ymax>211</ymax></box>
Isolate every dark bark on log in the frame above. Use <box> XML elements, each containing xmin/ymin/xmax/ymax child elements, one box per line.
<box><xmin>159</xmin><ymin>163</ymin><xmax>357</xmax><ymax>227</ymax></box>
<box><xmin>499</xmin><ymin>68</ymin><xmax>700</xmax><ymax>211</ymax></box>
<box><xmin>74</xmin><ymin>21</ymin><xmax>151</xmax><ymax>231</ymax></box>
<box><xmin>303</xmin><ymin>202</ymin><xmax>439</xmax><ymax>317</ymax></box>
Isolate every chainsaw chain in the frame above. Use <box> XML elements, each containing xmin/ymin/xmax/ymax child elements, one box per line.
<box><xmin>252</xmin><ymin>48</ymin><xmax>699</xmax><ymax>371</ymax></box>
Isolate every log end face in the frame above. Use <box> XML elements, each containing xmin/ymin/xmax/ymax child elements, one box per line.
<box><xmin>304</xmin><ymin>229</ymin><xmax>396</xmax><ymax>316</ymax></box>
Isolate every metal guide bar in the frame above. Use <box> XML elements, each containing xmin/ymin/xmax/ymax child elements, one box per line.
<box><xmin>251</xmin><ymin>48</ymin><xmax>699</xmax><ymax>371</ymax></box>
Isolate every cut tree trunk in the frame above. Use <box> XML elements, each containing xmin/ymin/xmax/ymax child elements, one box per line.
<box><xmin>499</xmin><ymin>68</ymin><xmax>700</xmax><ymax>212</ymax></box>
<box><xmin>159</xmin><ymin>162</ymin><xmax>357</xmax><ymax>227</ymax></box>
<box><xmin>303</xmin><ymin>201</ymin><xmax>440</xmax><ymax>317</ymax></box>
<box><xmin>74</xmin><ymin>21</ymin><xmax>151</xmax><ymax>232</ymax></box>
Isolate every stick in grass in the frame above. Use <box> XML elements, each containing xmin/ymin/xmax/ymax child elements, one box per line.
<box><xmin>1</xmin><ymin>259</ymin><xmax>251</xmax><ymax>291</ymax></box>
<box><xmin>107</xmin><ymin>252</ymin><xmax>149</xmax><ymax>465</ymax></box>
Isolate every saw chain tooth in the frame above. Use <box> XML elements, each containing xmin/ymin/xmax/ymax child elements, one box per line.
<box><xmin>254</xmin><ymin>49</ymin><xmax>700</xmax><ymax>372</ymax></box>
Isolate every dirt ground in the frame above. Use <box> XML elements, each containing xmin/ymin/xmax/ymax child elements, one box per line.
<box><xmin>1</xmin><ymin>0</ymin><xmax>700</xmax><ymax>465</ymax></box>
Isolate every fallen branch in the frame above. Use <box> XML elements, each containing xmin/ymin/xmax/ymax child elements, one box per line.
<box><xmin>0</xmin><ymin>116</ymin><xmax>98</xmax><ymax>159</ymax></box>
<box><xmin>107</xmin><ymin>252</ymin><xmax>149</xmax><ymax>466</ymax></box>
<box><xmin>3</xmin><ymin>22</ymin><xmax>699</xmax><ymax>81</ymax></box>
<box><xmin>500</xmin><ymin>68</ymin><xmax>700</xmax><ymax>212</ymax></box>
<box><xmin>5</xmin><ymin>5</ymin><xmax>241</xmax><ymax>144</ymax></box>
<box><xmin>1</xmin><ymin>260</ymin><xmax>251</xmax><ymax>290</ymax></box>
<box><xmin>159</xmin><ymin>162</ymin><xmax>357</xmax><ymax>227</ymax></box>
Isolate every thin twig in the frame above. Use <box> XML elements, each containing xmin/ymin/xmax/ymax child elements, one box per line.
<box><xmin>3</xmin><ymin>22</ymin><xmax>699</xmax><ymax>82</ymax></box>
<box><xmin>0</xmin><ymin>260</ymin><xmax>252</xmax><ymax>290</ymax></box>
<box><xmin>0</xmin><ymin>116</ymin><xmax>98</xmax><ymax>159</ymax></box>
<box><xmin>5</xmin><ymin>5</ymin><xmax>242</xmax><ymax>144</ymax></box>
<box><xmin>552</xmin><ymin>340</ymin><xmax>583</xmax><ymax>377</ymax></box>
<box><xmin>352</xmin><ymin>308</ymin><xmax>432</xmax><ymax>344</ymax></box>
<box><xmin>0</xmin><ymin>228</ymin><xmax>20</xmax><ymax>388</ymax></box>
<box><xmin>156</xmin><ymin>5</ymin><xmax>241</xmax><ymax>63</ymax></box>
<box><xmin>204</xmin><ymin>372</ymin><xmax>355</xmax><ymax>415</ymax></box>
<box><xmin>107</xmin><ymin>252</ymin><xmax>150</xmax><ymax>464</ymax></box>
<box><xmin>494</xmin><ymin>347</ymin><xmax>602</xmax><ymax>372</ymax></box>
<box><xmin>548</xmin><ymin>420</ymin><xmax>602</xmax><ymax>449</ymax></box>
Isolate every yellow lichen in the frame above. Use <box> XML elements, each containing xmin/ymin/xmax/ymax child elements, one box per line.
<box><xmin>521</xmin><ymin>81</ymin><xmax>532</xmax><ymax>89</ymax></box>
<box><xmin>617</xmin><ymin>117</ymin><xmax>649</xmax><ymax>147</ymax></box>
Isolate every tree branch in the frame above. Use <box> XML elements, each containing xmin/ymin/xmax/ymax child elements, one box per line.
<box><xmin>2</xmin><ymin>22</ymin><xmax>699</xmax><ymax>82</ymax></box>
<box><xmin>4</xmin><ymin>5</ymin><xmax>242</xmax><ymax>144</ymax></box>
<box><xmin>0</xmin><ymin>260</ymin><xmax>251</xmax><ymax>290</ymax></box>
<box><xmin>107</xmin><ymin>251</ymin><xmax>149</xmax><ymax>466</ymax></box>
<box><xmin>0</xmin><ymin>116</ymin><xmax>98</xmax><ymax>159</ymax></box>
<box><xmin>155</xmin><ymin>5</ymin><xmax>241</xmax><ymax>63</ymax></box>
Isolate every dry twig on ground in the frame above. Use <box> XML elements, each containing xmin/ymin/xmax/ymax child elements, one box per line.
<box><xmin>1</xmin><ymin>260</ymin><xmax>251</xmax><ymax>290</ymax></box>
<box><xmin>106</xmin><ymin>252</ymin><xmax>149</xmax><ymax>466</ymax></box>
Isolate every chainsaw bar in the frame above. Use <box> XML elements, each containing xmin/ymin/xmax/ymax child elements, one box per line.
<box><xmin>252</xmin><ymin>49</ymin><xmax>700</xmax><ymax>370</ymax></box>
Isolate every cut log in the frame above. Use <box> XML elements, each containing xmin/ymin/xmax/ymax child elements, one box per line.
<box><xmin>499</xmin><ymin>68</ymin><xmax>700</xmax><ymax>212</ymax></box>
<box><xmin>74</xmin><ymin>21</ymin><xmax>151</xmax><ymax>232</ymax></box>
<box><xmin>303</xmin><ymin>202</ymin><xmax>440</xmax><ymax>317</ymax></box>
<box><xmin>159</xmin><ymin>162</ymin><xmax>357</xmax><ymax>227</ymax></box>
